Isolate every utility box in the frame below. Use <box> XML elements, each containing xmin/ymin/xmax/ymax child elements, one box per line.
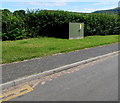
<box><xmin>69</xmin><ymin>23</ymin><xmax>84</xmax><ymax>39</ymax></box>
<box><xmin>47</xmin><ymin>22</ymin><xmax>84</xmax><ymax>39</ymax></box>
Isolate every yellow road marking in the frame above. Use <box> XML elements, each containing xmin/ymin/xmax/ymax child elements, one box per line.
<box><xmin>0</xmin><ymin>85</ymin><xmax>33</xmax><ymax>102</ymax></box>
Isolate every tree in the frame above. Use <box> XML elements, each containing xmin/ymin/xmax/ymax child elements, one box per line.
<box><xmin>13</xmin><ymin>10</ymin><xmax>25</xmax><ymax>16</ymax></box>
<box><xmin>2</xmin><ymin>9</ymin><xmax>12</xmax><ymax>16</ymax></box>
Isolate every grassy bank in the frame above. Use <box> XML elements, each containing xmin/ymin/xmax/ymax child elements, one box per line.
<box><xmin>2</xmin><ymin>35</ymin><xmax>119</xmax><ymax>64</ymax></box>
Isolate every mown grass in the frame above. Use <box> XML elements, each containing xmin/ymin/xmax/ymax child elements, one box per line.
<box><xmin>2</xmin><ymin>35</ymin><xmax>119</xmax><ymax>64</ymax></box>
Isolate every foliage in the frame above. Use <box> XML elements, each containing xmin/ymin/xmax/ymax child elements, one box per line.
<box><xmin>2</xmin><ymin>9</ymin><xmax>120</xmax><ymax>40</ymax></box>
<box><xmin>13</xmin><ymin>10</ymin><xmax>26</xmax><ymax>16</ymax></box>
<box><xmin>2</xmin><ymin>9</ymin><xmax>30</xmax><ymax>40</ymax></box>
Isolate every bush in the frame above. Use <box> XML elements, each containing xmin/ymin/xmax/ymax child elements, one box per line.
<box><xmin>2</xmin><ymin>9</ymin><xmax>120</xmax><ymax>40</ymax></box>
<box><xmin>25</xmin><ymin>10</ymin><xmax>119</xmax><ymax>38</ymax></box>
<box><xmin>2</xmin><ymin>9</ymin><xmax>31</xmax><ymax>40</ymax></box>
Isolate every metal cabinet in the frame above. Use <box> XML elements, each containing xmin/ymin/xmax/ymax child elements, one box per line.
<box><xmin>69</xmin><ymin>23</ymin><xmax>84</xmax><ymax>39</ymax></box>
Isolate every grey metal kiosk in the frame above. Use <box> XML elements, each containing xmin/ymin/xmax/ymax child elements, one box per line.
<box><xmin>69</xmin><ymin>23</ymin><xmax>84</xmax><ymax>39</ymax></box>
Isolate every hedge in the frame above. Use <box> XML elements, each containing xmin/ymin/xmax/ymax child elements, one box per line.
<box><xmin>2</xmin><ymin>9</ymin><xmax>120</xmax><ymax>40</ymax></box>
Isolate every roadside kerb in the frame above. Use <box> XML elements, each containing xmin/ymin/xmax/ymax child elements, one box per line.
<box><xmin>1</xmin><ymin>51</ymin><xmax>119</xmax><ymax>90</ymax></box>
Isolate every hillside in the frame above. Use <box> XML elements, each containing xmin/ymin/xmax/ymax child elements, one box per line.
<box><xmin>92</xmin><ymin>7</ymin><xmax>120</xmax><ymax>14</ymax></box>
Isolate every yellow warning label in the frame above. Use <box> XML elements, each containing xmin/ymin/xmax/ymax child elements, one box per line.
<box><xmin>0</xmin><ymin>85</ymin><xmax>33</xmax><ymax>102</ymax></box>
<box><xmin>80</xmin><ymin>24</ymin><xmax>82</xmax><ymax>29</ymax></box>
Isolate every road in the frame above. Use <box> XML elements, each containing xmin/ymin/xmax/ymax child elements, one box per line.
<box><xmin>2</xmin><ymin>43</ymin><xmax>119</xmax><ymax>83</ymax></box>
<box><xmin>10</xmin><ymin>54</ymin><xmax>118</xmax><ymax>101</ymax></box>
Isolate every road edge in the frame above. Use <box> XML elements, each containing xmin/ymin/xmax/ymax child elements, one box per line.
<box><xmin>1</xmin><ymin>51</ymin><xmax>119</xmax><ymax>89</ymax></box>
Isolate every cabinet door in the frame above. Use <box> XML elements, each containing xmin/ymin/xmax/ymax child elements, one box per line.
<box><xmin>69</xmin><ymin>23</ymin><xmax>84</xmax><ymax>39</ymax></box>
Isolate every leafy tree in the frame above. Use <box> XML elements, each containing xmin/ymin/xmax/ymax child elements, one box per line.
<box><xmin>2</xmin><ymin>9</ymin><xmax>12</xmax><ymax>16</ymax></box>
<box><xmin>13</xmin><ymin>10</ymin><xmax>25</xmax><ymax>16</ymax></box>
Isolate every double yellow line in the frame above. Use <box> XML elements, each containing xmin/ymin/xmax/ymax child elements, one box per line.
<box><xmin>0</xmin><ymin>85</ymin><xmax>33</xmax><ymax>102</ymax></box>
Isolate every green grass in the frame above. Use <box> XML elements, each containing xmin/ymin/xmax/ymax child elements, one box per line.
<box><xmin>2</xmin><ymin>35</ymin><xmax>119</xmax><ymax>64</ymax></box>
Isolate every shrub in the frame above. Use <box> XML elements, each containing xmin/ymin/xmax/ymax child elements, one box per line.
<box><xmin>2</xmin><ymin>9</ymin><xmax>120</xmax><ymax>40</ymax></box>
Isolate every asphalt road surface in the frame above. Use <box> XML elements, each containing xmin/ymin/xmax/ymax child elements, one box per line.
<box><xmin>11</xmin><ymin>54</ymin><xmax>118</xmax><ymax>101</ymax></box>
<box><xmin>2</xmin><ymin>43</ymin><xmax>119</xmax><ymax>83</ymax></box>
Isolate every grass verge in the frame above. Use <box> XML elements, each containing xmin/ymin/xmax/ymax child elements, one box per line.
<box><xmin>2</xmin><ymin>35</ymin><xmax>120</xmax><ymax>64</ymax></box>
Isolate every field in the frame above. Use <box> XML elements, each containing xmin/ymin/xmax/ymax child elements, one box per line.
<box><xmin>2</xmin><ymin>35</ymin><xmax>119</xmax><ymax>64</ymax></box>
